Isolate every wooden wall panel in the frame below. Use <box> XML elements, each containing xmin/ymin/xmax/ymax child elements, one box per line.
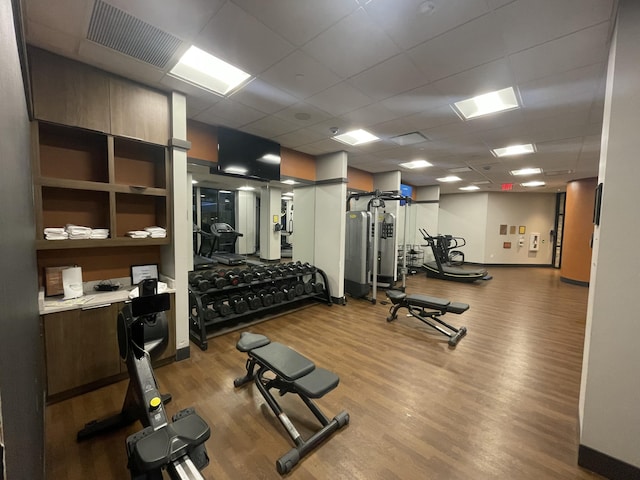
<box><xmin>347</xmin><ymin>166</ymin><xmax>374</xmax><ymax>192</ymax></box>
<box><xmin>281</xmin><ymin>147</ymin><xmax>315</xmax><ymax>181</ymax></box>
<box><xmin>187</xmin><ymin>120</ymin><xmax>218</xmax><ymax>163</ymax></box>
<box><xmin>561</xmin><ymin>177</ymin><xmax>597</xmax><ymax>284</ymax></box>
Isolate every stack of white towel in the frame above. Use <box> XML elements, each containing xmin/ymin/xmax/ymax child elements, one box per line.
<box><xmin>145</xmin><ymin>226</ymin><xmax>166</xmax><ymax>238</ymax></box>
<box><xmin>126</xmin><ymin>227</ymin><xmax>166</xmax><ymax>239</ymax></box>
<box><xmin>90</xmin><ymin>228</ymin><xmax>109</xmax><ymax>239</ymax></box>
<box><xmin>44</xmin><ymin>227</ymin><xmax>68</xmax><ymax>240</ymax></box>
<box><xmin>44</xmin><ymin>225</ymin><xmax>110</xmax><ymax>240</ymax></box>
<box><xmin>66</xmin><ymin>225</ymin><xmax>92</xmax><ymax>240</ymax></box>
<box><xmin>126</xmin><ymin>230</ymin><xmax>150</xmax><ymax>238</ymax></box>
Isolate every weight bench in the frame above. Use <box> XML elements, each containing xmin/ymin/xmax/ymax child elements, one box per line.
<box><xmin>234</xmin><ymin>332</ymin><xmax>349</xmax><ymax>474</ymax></box>
<box><xmin>386</xmin><ymin>290</ymin><xmax>468</xmax><ymax>347</ymax></box>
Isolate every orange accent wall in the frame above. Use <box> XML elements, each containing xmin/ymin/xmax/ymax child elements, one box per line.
<box><xmin>347</xmin><ymin>167</ymin><xmax>374</xmax><ymax>192</ymax></box>
<box><xmin>187</xmin><ymin>120</ymin><xmax>217</xmax><ymax>163</ymax></box>
<box><xmin>281</xmin><ymin>147</ymin><xmax>315</xmax><ymax>181</ymax></box>
<box><xmin>561</xmin><ymin>177</ymin><xmax>597</xmax><ymax>284</ymax></box>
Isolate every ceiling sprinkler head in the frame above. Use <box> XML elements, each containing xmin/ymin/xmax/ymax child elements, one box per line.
<box><xmin>330</xmin><ymin>127</ymin><xmax>339</xmax><ymax>135</ymax></box>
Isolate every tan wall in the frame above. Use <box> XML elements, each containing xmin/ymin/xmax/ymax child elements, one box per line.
<box><xmin>347</xmin><ymin>166</ymin><xmax>374</xmax><ymax>192</ymax></box>
<box><xmin>187</xmin><ymin>120</ymin><xmax>217</xmax><ymax>163</ymax></box>
<box><xmin>281</xmin><ymin>147</ymin><xmax>315</xmax><ymax>181</ymax></box>
<box><xmin>561</xmin><ymin>177</ymin><xmax>597</xmax><ymax>284</ymax></box>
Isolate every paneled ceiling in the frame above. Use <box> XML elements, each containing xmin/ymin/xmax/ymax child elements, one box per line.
<box><xmin>23</xmin><ymin>0</ymin><xmax>617</xmax><ymax>193</ymax></box>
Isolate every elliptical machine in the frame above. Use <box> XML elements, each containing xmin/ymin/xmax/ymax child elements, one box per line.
<box><xmin>77</xmin><ymin>279</ymin><xmax>211</xmax><ymax>480</ymax></box>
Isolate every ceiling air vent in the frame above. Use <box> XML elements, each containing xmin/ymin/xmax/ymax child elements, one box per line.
<box><xmin>87</xmin><ymin>0</ymin><xmax>182</xmax><ymax>68</ymax></box>
<box><xmin>390</xmin><ymin>131</ymin><xmax>429</xmax><ymax>146</ymax></box>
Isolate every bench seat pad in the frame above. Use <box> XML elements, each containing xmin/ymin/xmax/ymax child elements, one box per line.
<box><xmin>250</xmin><ymin>342</ymin><xmax>315</xmax><ymax>381</ymax></box>
<box><xmin>294</xmin><ymin>368</ymin><xmax>339</xmax><ymax>399</ymax></box>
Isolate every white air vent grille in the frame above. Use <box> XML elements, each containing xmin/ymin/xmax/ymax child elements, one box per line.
<box><xmin>87</xmin><ymin>0</ymin><xmax>182</xmax><ymax>68</ymax></box>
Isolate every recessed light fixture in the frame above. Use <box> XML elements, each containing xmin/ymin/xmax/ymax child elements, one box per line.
<box><xmin>333</xmin><ymin>129</ymin><xmax>379</xmax><ymax>146</ymax></box>
<box><xmin>436</xmin><ymin>176</ymin><xmax>462</xmax><ymax>183</ymax></box>
<box><xmin>492</xmin><ymin>143</ymin><xmax>535</xmax><ymax>157</ymax></box>
<box><xmin>283</xmin><ymin>192</ymin><xmax>294</xmax><ymax>197</ymax></box>
<box><xmin>219</xmin><ymin>190</ymin><xmax>232</xmax><ymax>194</ymax></box>
<box><xmin>459</xmin><ymin>185</ymin><xmax>480</xmax><ymax>191</ymax></box>
<box><xmin>452</xmin><ymin>87</ymin><xmax>520</xmax><ymax>120</ymax></box>
<box><xmin>169</xmin><ymin>45</ymin><xmax>252</xmax><ymax>96</ymax></box>
<box><xmin>521</xmin><ymin>181</ymin><xmax>545</xmax><ymax>187</ymax></box>
<box><xmin>238</xmin><ymin>186</ymin><xmax>255</xmax><ymax>191</ymax></box>
<box><xmin>399</xmin><ymin>159</ymin><xmax>432</xmax><ymax>169</ymax></box>
<box><xmin>192</xmin><ymin>179</ymin><xmax>198</xmax><ymax>184</ymax></box>
<box><xmin>282</xmin><ymin>179</ymin><xmax>298</xmax><ymax>185</ymax></box>
<box><xmin>510</xmin><ymin>167</ymin><xmax>542</xmax><ymax>176</ymax></box>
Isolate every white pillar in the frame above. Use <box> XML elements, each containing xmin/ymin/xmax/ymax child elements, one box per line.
<box><xmin>259</xmin><ymin>185</ymin><xmax>281</xmax><ymax>261</ymax></box>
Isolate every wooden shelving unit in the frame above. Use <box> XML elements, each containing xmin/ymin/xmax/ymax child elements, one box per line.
<box><xmin>33</xmin><ymin>121</ymin><xmax>170</xmax><ymax>248</ymax></box>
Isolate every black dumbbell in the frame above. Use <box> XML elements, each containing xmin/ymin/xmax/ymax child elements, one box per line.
<box><xmin>243</xmin><ymin>293</ymin><xmax>262</xmax><ymax>310</ymax></box>
<box><xmin>225</xmin><ymin>271</ymin><xmax>241</xmax><ymax>286</ymax></box>
<box><xmin>238</xmin><ymin>270</ymin><xmax>254</xmax><ymax>284</ymax></box>
<box><xmin>210</xmin><ymin>298</ymin><xmax>231</xmax><ymax>317</ymax></box>
<box><xmin>256</xmin><ymin>289</ymin><xmax>274</xmax><ymax>307</ymax></box>
<box><xmin>280</xmin><ymin>284</ymin><xmax>295</xmax><ymax>301</ymax></box>
<box><xmin>228</xmin><ymin>296</ymin><xmax>248</xmax><ymax>315</ymax></box>
<box><xmin>303</xmin><ymin>281</ymin><xmax>313</xmax><ymax>294</ymax></box>
<box><xmin>293</xmin><ymin>281</ymin><xmax>305</xmax><ymax>296</ymax></box>
<box><xmin>203</xmin><ymin>303</ymin><xmax>219</xmax><ymax>321</ymax></box>
<box><xmin>269</xmin><ymin>286</ymin><xmax>285</xmax><ymax>304</ymax></box>
<box><xmin>312</xmin><ymin>282</ymin><xmax>324</xmax><ymax>294</ymax></box>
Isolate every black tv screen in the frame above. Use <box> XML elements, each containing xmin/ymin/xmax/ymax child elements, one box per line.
<box><xmin>214</xmin><ymin>127</ymin><xmax>281</xmax><ymax>181</ymax></box>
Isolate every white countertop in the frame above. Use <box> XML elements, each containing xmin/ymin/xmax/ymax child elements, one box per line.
<box><xmin>39</xmin><ymin>275</ymin><xmax>176</xmax><ymax>315</ymax></box>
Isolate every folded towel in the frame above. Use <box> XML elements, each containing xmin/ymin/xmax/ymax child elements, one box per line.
<box><xmin>126</xmin><ymin>230</ymin><xmax>150</xmax><ymax>238</ymax></box>
<box><xmin>44</xmin><ymin>227</ymin><xmax>66</xmax><ymax>235</ymax></box>
<box><xmin>45</xmin><ymin>232</ymin><xmax>69</xmax><ymax>240</ymax></box>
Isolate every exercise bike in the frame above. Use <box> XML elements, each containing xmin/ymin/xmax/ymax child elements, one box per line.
<box><xmin>77</xmin><ymin>279</ymin><xmax>210</xmax><ymax>480</ymax></box>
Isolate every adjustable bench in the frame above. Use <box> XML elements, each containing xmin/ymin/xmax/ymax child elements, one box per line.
<box><xmin>234</xmin><ymin>332</ymin><xmax>349</xmax><ymax>474</ymax></box>
<box><xmin>386</xmin><ymin>290</ymin><xmax>469</xmax><ymax>347</ymax></box>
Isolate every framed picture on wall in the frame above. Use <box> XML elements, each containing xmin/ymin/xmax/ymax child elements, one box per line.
<box><xmin>519</xmin><ymin>226</ymin><xmax>526</xmax><ymax>234</ymax></box>
<box><xmin>594</xmin><ymin>182</ymin><xmax>603</xmax><ymax>225</ymax></box>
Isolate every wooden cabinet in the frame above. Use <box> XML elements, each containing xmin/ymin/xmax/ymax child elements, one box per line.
<box><xmin>44</xmin><ymin>296</ymin><xmax>176</xmax><ymax>401</ymax></box>
<box><xmin>33</xmin><ymin>121</ymin><xmax>170</xmax><ymax>249</ymax></box>
<box><xmin>29</xmin><ymin>47</ymin><xmax>170</xmax><ymax>145</ymax></box>
<box><xmin>44</xmin><ymin>303</ymin><xmax>120</xmax><ymax>397</ymax></box>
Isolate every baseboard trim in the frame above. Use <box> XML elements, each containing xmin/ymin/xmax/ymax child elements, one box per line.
<box><xmin>176</xmin><ymin>345</ymin><xmax>190</xmax><ymax>361</ymax></box>
<box><xmin>578</xmin><ymin>444</ymin><xmax>640</xmax><ymax>479</ymax></box>
<box><xmin>560</xmin><ymin>276</ymin><xmax>589</xmax><ymax>287</ymax></box>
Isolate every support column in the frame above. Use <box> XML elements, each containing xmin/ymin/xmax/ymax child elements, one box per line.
<box><xmin>164</xmin><ymin>91</ymin><xmax>191</xmax><ymax>360</ymax></box>
<box><xmin>259</xmin><ymin>185</ymin><xmax>281</xmax><ymax>261</ymax></box>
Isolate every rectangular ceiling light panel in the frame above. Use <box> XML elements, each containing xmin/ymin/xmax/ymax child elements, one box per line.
<box><xmin>170</xmin><ymin>46</ymin><xmax>252</xmax><ymax>96</ymax></box>
<box><xmin>492</xmin><ymin>144</ymin><xmax>535</xmax><ymax>157</ymax></box>
<box><xmin>333</xmin><ymin>129</ymin><xmax>380</xmax><ymax>146</ymax></box>
<box><xmin>453</xmin><ymin>87</ymin><xmax>520</xmax><ymax>120</ymax></box>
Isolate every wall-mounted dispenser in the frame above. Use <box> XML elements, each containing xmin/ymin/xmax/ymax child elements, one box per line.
<box><xmin>529</xmin><ymin>233</ymin><xmax>540</xmax><ymax>251</ymax></box>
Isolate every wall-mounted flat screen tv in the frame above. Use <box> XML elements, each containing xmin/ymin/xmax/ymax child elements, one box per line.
<box><xmin>213</xmin><ymin>127</ymin><xmax>281</xmax><ymax>181</ymax></box>
<box><xmin>400</xmin><ymin>183</ymin><xmax>413</xmax><ymax>205</ymax></box>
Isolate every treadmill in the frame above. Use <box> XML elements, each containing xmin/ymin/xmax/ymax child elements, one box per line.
<box><xmin>206</xmin><ymin>223</ymin><xmax>246</xmax><ymax>266</ymax></box>
<box><xmin>419</xmin><ymin>229</ymin><xmax>491</xmax><ymax>283</ymax></box>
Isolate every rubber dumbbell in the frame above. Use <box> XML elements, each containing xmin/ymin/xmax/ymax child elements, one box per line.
<box><xmin>228</xmin><ymin>296</ymin><xmax>248</xmax><ymax>315</ymax></box>
<box><xmin>293</xmin><ymin>281</ymin><xmax>305</xmax><ymax>296</ymax></box>
<box><xmin>280</xmin><ymin>284</ymin><xmax>295</xmax><ymax>301</ymax></box>
<box><xmin>203</xmin><ymin>302</ymin><xmax>219</xmax><ymax>322</ymax></box>
<box><xmin>303</xmin><ymin>281</ymin><xmax>313</xmax><ymax>294</ymax></box>
<box><xmin>225</xmin><ymin>271</ymin><xmax>241</xmax><ymax>286</ymax></box>
<box><xmin>269</xmin><ymin>286</ymin><xmax>285</xmax><ymax>304</ymax></box>
<box><xmin>256</xmin><ymin>289</ymin><xmax>274</xmax><ymax>307</ymax></box>
<box><xmin>239</xmin><ymin>270</ymin><xmax>253</xmax><ymax>284</ymax></box>
<box><xmin>244</xmin><ymin>293</ymin><xmax>262</xmax><ymax>310</ymax></box>
<box><xmin>211</xmin><ymin>298</ymin><xmax>232</xmax><ymax>317</ymax></box>
<box><xmin>312</xmin><ymin>282</ymin><xmax>324</xmax><ymax>294</ymax></box>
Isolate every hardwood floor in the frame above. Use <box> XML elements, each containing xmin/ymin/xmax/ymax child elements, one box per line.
<box><xmin>45</xmin><ymin>267</ymin><xmax>604</xmax><ymax>479</ymax></box>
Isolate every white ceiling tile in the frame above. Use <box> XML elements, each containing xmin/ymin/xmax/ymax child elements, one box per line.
<box><xmin>241</xmin><ymin>115</ymin><xmax>300</xmax><ymax>139</ymax></box>
<box><xmin>338</xmin><ymin>103</ymin><xmax>402</xmax><ymax>128</ymax></box>
<box><xmin>380</xmin><ymin>83</ymin><xmax>450</xmax><ymax>118</ymax></box>
<box><xmin>402</xmin><ymin>104</ymin><xmax>463</xmax><ymax>132</ymax></box>
<box><xmin>509</xmin><ymin>22</ymin><xmax>611</xmax><ymax>83</ymax></box>
<box><xmin>272</xmin><ymin>102</ymin><xmax>333</xmax><ymax>128</ymax></box>
<box><xmin>193</xmin><ymin>98</ymin><xmax>265</xmax><ymax>128</ymax></box>
<box><xmin>497</xmin><ymin>0</ymin><xmax>615</xmax><ymax>54</ymax></box>
<box><xmin>26</xmin><ymin>20</ymin><xmax>81</xmax><ymax>56</ymax></box>
<box><xmin>24</xmin><ymin>0</ymin><xmax>92</xmax><ymax>37</ymax></box>
<box><xmin>306</xmin><ymin>82</ymin><xmax>374</xmax><ymax>117</ymax></box>
<box><xmin>273</xmin><ymin>128</ymin><xmax>327</xmax><ymax>149</ymax></box>
<box><xmin>349</xmin><ymin>54</ymin><xmax>430</xmax><ymax>101</ymax></box>
<box><xmin>195</xmin><ymin>2</ymin><xmax>294</xmax><ymax>74</ymax></box>
<box><xmin>363</xmin><ymin>0</ymin><xmax>490</xmax><ymax>49</ymax></box>
<box><xmin>260</xmin><ymin>50</ymin><xmax>342</xmax><ymax>99</ymax></box>
<box><xmin>232</xmin><ymin>0</ymin><xmax>357</xmax><ymax>46</ymax></box>
<box><xmin>408</xmin><ymin>13</ymin><xmax>507</xmax><ymax>82</ymax></box>
<box><xmin>231</xmin><ymin>79</ymin><xmax>298</xmax><ymax>114</ymax></box>
<box><xmin>302</xmin><ymin>7</ymin><xmax>400</xmax><ymax>78</ymax></box>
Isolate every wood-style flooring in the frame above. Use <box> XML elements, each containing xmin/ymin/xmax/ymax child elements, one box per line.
<box><xmin>45</xmin><ymin>267</ymin><xmax>604</xmax><ymax>479</ymax></box>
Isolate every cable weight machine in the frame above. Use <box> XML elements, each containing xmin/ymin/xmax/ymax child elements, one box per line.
<box><xmin>345</xmin><ymin>190</ymin><xmax>411</xmax><ymax>304</ymax></box>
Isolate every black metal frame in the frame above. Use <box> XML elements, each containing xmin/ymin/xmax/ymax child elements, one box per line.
<box><xmin>234</xmin><ymin>343</ymin><xmax>349</xmax><ymax>474</ymax></box>
<box><xmin>386</xmin><ymin>294</ymin><xmax>468</xmax><ymax>347</ymax></box>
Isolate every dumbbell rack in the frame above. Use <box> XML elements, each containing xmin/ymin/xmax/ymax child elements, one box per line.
<box><xmin>188</xmin><ymin>262</ymin><xmax>332</xmax><ymax>350</ymax></box>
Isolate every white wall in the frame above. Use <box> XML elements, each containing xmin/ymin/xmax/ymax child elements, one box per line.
<box><xmin>485</xmin><ymin>193</ymin><xmax>556</xmax><ymax>264</ymax></box>
<box><xmin>439</xmin><ymin>192</ymin><xmax>555</xmax><ymax>265</ymax></box>
<box><xmin>259</xmin><ymin>185</ymin><xmax>281</xmax><ymax>261</ymax></box>
<box><xmin>438</xmin><ymin>193</ymin><xmax>489</xmax><ymax>263</ymax></box>
<box><xmin>292</xmin><ymin>186</ymin><xmax>315</xmax><ymax>263</ymax></box>
<box><xmin>580</xmin><ymin>0</ymin><xmax>640</xmax><ymax>469</ymax></box>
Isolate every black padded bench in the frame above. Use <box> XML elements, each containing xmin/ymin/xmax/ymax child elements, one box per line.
<box><xmin>386</xmin><ymin>290</ymin><xmax>469</xmax><ymax>347</ymax></box>
<box><xmin>234</xmin><ymin>332</ymin><xmax>349</xmax><ymax>474</ymax></box>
